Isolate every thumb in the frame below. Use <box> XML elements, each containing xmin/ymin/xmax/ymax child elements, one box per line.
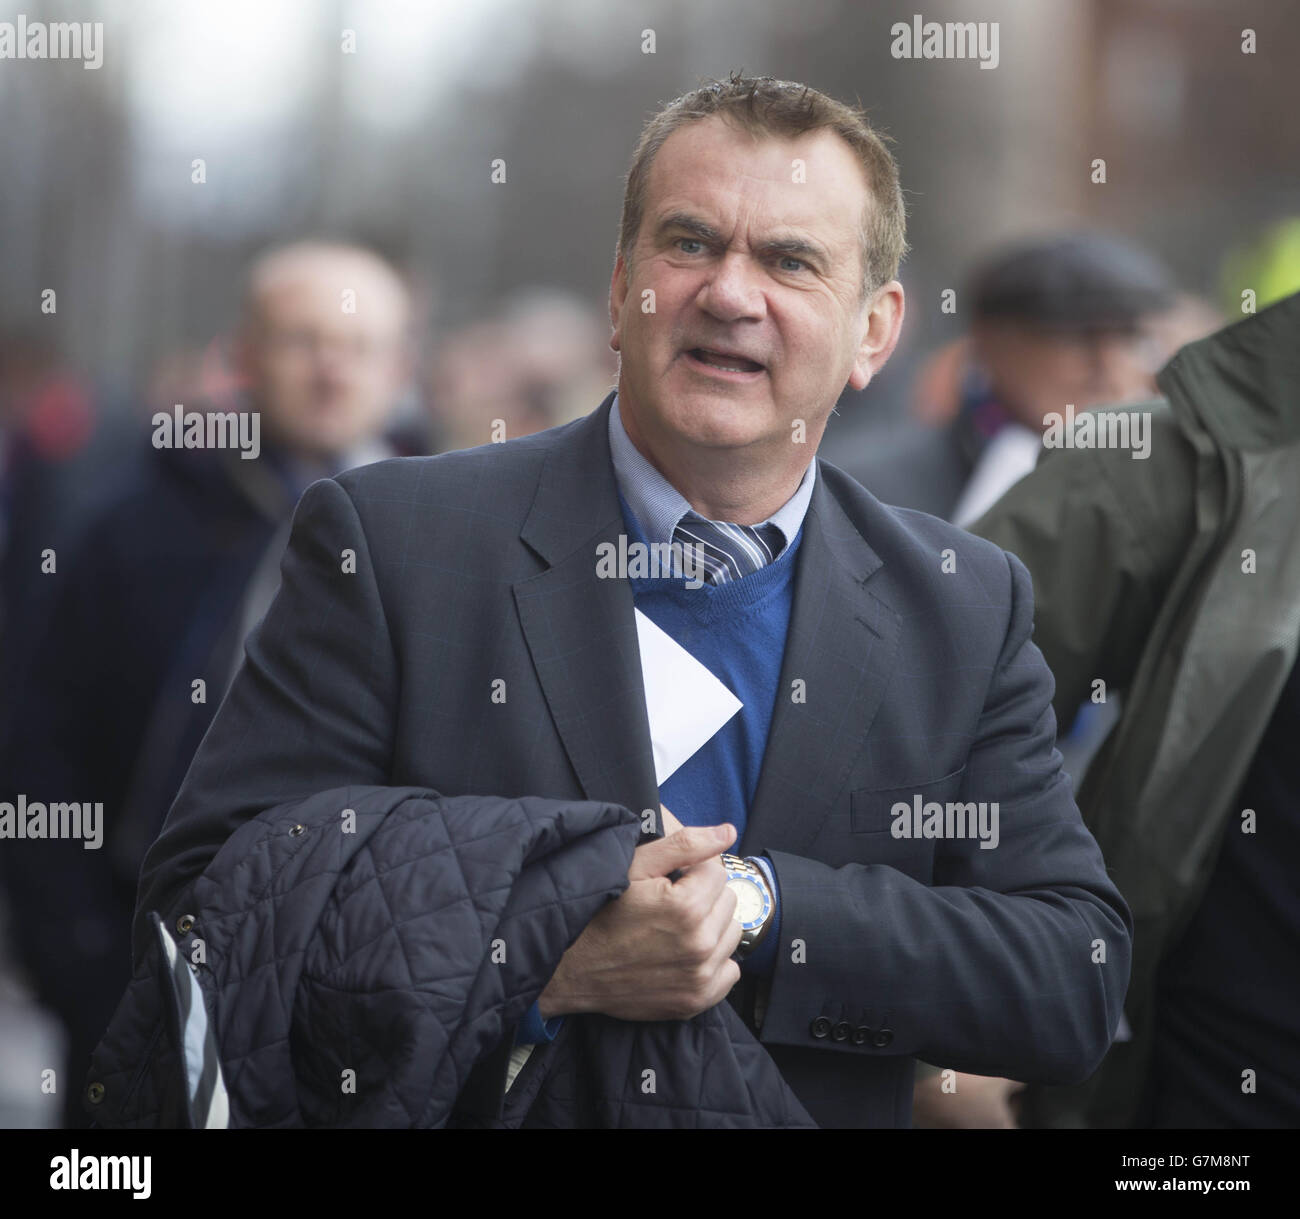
<box><xmin>630</xmin><ymin>822</ymin><xmax>734</xmax><ymax>879</ymax></box>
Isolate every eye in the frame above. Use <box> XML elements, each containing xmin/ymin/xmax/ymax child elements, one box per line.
<box><xmin>675</xmin><ymin>237</ymin><xmax>705</xmax><ymax>255</ymax></box>
<box><xmin>777</xmin><ymin>255</ymin><xmax>807</xmax><ymax>273</ymax></box>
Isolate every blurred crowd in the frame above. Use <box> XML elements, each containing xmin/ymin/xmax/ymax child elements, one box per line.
<box><xmin>1</xmin><ymin>220</ymin><xmax>1297</xmax><ymax>1129</ymax></box>
<box><xmin>0</xmin><ymin>240</ymin><xmax>615</xmax><ymax>1127</ymax></box>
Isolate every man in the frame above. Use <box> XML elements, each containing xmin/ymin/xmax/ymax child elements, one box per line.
<box><xmin>971</xmin><ymin>290</ymin><xmax>1300</xmax><ymax>1127</ymax></box>
<box><xmin>1</xmin><ymin>240</ymin><xmax>410</xmax><ymax>1127</ymax></box>
<box><xmin>839</xmin><ymin>232</ymin><xmax>1196</xmax><ymax>525</ymax></box>
<box><xmin>125</xmin><ymin>75</ymin><xmax>1131</xmax><ymax>1129</ymax></box>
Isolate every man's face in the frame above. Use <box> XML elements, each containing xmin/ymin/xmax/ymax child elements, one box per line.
<box><xmin>238</xmin><ymin>256</ymin><xmax>410</xmax><ymax>460</ymax></box>
<box><xmin>971</xmin><ymin>322</ymin><xmax>1159</xmax><ymax>430</ymax></box>
<box><xmin>610</xmin><ymin>115</ymin><xmax>901</xmax><ymax>468</ymax></box>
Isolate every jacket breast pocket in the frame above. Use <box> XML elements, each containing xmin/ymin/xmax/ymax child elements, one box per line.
<box><xmin>846</xmin><ymin>765</ymin><xmax>966</xmax><ymax>883</ymax></box>
<box><xmin>850</xmin><ymin>765</ymin><xmax>967</xmax><ymax>834</ymax></box>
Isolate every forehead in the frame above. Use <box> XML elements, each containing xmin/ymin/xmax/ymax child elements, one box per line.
<box><xmin>253</xmin><ymin>256</ymin><xmax>408</xmax><ymax>328</ymax></box>
<box><xmin>643</xmin><ymin>114</ymin><xmax>869</xmax><ymax>250</ymax></box>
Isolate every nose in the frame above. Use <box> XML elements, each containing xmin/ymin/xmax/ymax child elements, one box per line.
<box><xmin>315</xmin><ymin>332</ymin><xmax>373</xmax><ymax>376</ymax></box>
<box><xmin>696</xmin><ymin>251</ymin><xmax>767</xmax><ymax>323</ymax></box>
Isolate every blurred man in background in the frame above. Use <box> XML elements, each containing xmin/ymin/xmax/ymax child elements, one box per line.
<box><xmin>0</xmin><ymin>239</ymin><xmax>412</xmax><ymax>1127</ymax></box>
<box><xmin>846</xmin><ymin>232</ymin><xmax>1216</xmax><ymax>525</ymax></box>
<box><xmin>429</xmin><ymin>287</ymin><xmax>615</xmax><ymax>450</ymax></box>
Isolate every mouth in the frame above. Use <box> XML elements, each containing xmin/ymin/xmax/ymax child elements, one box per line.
<box><xmin>683</xmin><ymin>347</ymin><xmax>766</xmax><ymax>378</ymax></box>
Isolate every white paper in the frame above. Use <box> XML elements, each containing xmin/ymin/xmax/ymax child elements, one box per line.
<box><xmin>634</xmin><ymin>608</ymin><xmax>743</xmax><ymax>785</ymax></box>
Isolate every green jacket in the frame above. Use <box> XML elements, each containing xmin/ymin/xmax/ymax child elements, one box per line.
<box><xmin>971</xmin><ymin>290</ymin><xmax>1300</xmax><ymax>1126</ymax></box>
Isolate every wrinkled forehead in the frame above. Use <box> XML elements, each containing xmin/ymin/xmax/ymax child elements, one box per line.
<box><xmin>644</xmin><ymin>116</ymin><xmax>870</xmax><ymax>250</ymax></box>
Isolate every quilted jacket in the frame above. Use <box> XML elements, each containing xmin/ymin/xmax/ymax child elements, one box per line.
<box><xmin>84</xmin><ymin>784</ymin><xmax>816</xmax><ymax>1129</ymax></box>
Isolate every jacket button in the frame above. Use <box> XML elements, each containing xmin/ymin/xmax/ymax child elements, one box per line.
<box><xmin>809</xmin><ymin>1016</ymin><xmax>832</xmax><ymax>1039</ymax></box>
<box><xmin>852</xmin><ymin>1025</ymin><xmax>871</xmax><ymax>1045</ymax></box>
<box><xmin>176</xmin><ymin>914</ymin><xmax>195</xmax><ymax>935</ymax></box>
<box><xmin>872</xmin><ymin>1028</ymin><xmax>894</xmax><ymax>1048</ymax></box>
<box><xmin>288</xmin><ymin>823</ymin><xmax>306</xmax><ymax>837</ymax></box>
<box><xmin>831</xmin><ymin>1021</ymin><xmax>851</xmax><ymax>1042</ymax></box>
<box><xmin>86</xmin><ymin>1082</ymin><xmax>105</xmax><ymax>1105</ymax></box>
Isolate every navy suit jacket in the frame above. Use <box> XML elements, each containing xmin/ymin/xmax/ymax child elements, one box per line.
<box><xmin>135</xmin><ymin>391</ymin><xmax>1132</xmax><ymax>1127</ymax></box>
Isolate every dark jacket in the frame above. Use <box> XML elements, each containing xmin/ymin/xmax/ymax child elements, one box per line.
<box><xmin>0</xmin><ymin>440</ymin><xmax>287</xmax><ymax>1126</ymax></box>
<box><xmin>971</xmin><ymin>290</ymin><xmax>1300</xmax><ymax>1125</ymax></box>
<box><xmin>86</xmin><ymin>784</ymin><xmax>815</xmax><ymax>1128</ymax></box>
<box><xmin>127</xmin><ymin>391</ymin><xmax>1132</xmax><ymax>1128</ymax></box>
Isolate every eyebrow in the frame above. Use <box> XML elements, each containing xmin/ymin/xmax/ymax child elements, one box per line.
<box><xmin>656</xmin><ymin>211</ymin><xmax>830</xmax><ymax>267</ymax></box>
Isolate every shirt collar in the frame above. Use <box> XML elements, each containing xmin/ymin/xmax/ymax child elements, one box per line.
<box><xmin>607</xmin><ymin>392</ymin><xmax>816</xmax><ymax>552</ymax></box>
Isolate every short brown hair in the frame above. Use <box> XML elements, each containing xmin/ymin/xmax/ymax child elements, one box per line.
<box><xmin>618</xmin><ymin>72</ymin><xmax>907</xmax><ymax>298</ymax></box>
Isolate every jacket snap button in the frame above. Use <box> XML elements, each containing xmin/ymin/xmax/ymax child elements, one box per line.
<box><xmin>86</xmin><ymin>1081</ymin><xmax>105</xmax><ymax>1104</ymax></box>
<box><xmin>852</xmin><ymin>1025</ymin><xmax>871</xmax><ymax>1045</ymax></box>
<box><xmin>831</xmin><ymin>1021</ymin><xmax>851</xmax><ymax>1042</ymax></box>
<box><xmin>809</xmin><ymin>1016</ymin><xmax>832</xmax><ymax>1039</ymax></box>
<box><xmin>176</xmin><ymin>914</ymin><xmax>195</xmax><ymax>935</ymax></box>
<box><xmin>288</xmin><ymin>823</ymin><xmax>306</xmax><ymax>837</ymax></box>
<box><xmin>872</xmin><ymin>1028</ymin><xmax>894</xmax><ymax>1048</ymax></box>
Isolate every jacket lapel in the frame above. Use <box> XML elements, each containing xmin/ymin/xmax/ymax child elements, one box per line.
<box><xmin>513</xmin><ymin>393</ymin><xmax>661</xmax><ymax>825</ymax></box>
<box><xmin>741</xmin><ymin>469</ymin><xmax>902</xmax><ymax>857</ymax></box>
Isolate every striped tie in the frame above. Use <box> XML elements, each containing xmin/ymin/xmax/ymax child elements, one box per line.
<box><xmin>672</xmin><ymin>515</ymin><xmax>785</xmax><ymax>586</ymax></box>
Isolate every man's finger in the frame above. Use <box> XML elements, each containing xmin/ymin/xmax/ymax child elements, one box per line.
<box><xmin>666</xmin><ymin>850</ymin><xmax>730</xmax><ymax>919</ymax></box>
<box><xmin>630</xmin><ymin>823</ymin><xmax>734</xmax><ymax>879</ymax></box>
<box><xmin>699</xmin><ymin>884</ymin><xmax>744</xmax><ymax>961</ymax></box>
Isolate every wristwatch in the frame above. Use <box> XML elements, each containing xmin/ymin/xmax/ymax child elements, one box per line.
<box><xmin>721</xmin><ymin>854</ymin><xmax>774</xmax><ymax>959</ymax></box>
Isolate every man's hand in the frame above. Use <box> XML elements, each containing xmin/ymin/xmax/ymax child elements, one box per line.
<box><xmin>537</xmin><ymin>817</ymin><xmax>742</xmax><ymax>1022</ymax></box>
<box><xmin>912</xmin><ymin>1070</ymin><xmax>1026</xmax><ymax>1129</ymax></box>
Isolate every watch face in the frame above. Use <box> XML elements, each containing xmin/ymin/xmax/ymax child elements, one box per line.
<box><xmin>727</xmin><ymin>876</ymin><xmax>767</xmax><ymax>929</ymax></box>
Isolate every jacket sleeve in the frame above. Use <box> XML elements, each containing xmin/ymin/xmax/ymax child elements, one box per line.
<box><xmin>966</xmin><ymin>412</ymin><xmax>1193</xmax><ymax>724</ymax></box>
<box><xmin>132</xmin><ymin>475</ymin><xmax>398</xmax><ymax>968</ymax></box>
<box><xmin>756</xmin><ymin>550</ymin><xmax>1134</xmax><ymax>1086</ymax></box>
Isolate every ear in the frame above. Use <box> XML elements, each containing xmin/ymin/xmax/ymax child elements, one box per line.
<box><xmin>609</xmin><ymin>249</ymin><xmax>630</xmax><ymax>353</ymax></box>
<box><xmin>847</xmin><ymin>280</ymin><xmax>905</xmax><ymax>392</ymax></box>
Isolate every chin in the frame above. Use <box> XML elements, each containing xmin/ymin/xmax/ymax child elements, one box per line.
<box><xmin>676</xmin><ymin>395</ymin><xmax>775</xmax><ymax>441</ymax></box>
<box><xmin>279</xmin><ymin>422</ymin><xmax>346</xmax><ymax>459</ymax></box>
<box><xmin>673</xmin><ymin>415</ymin><xmax>771</xmax><ymax>451</ymax></box>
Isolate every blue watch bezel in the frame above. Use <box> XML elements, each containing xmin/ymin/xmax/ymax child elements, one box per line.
<box><xmin>723</xmin><ymin>861</ymin><xmax>772</xmax><ymax>932</ymax></box>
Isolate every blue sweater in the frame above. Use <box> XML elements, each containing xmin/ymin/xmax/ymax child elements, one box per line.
<box><xmin>620</xmin><ymin>493</ymin><xmax>802</xmax><ymax>847</ymax></box>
